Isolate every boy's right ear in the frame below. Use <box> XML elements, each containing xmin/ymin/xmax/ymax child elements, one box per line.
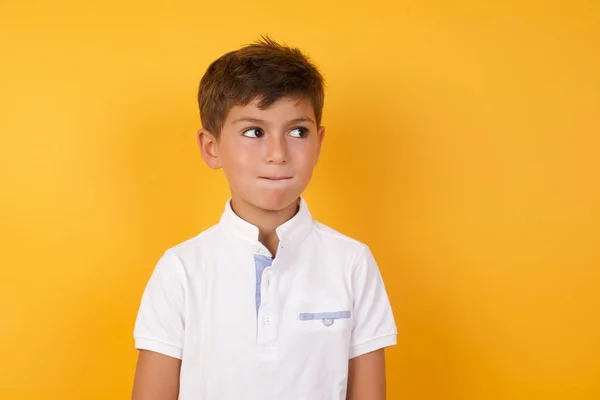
<box><xmin>197</xmin><ymin>129</ymin><xmax>222</xmax><ymax>170</ymax></box>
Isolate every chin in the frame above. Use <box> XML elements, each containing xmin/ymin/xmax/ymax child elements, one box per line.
<box><xmin>253</xmin><ymin>191</ymin><xmax>301</xmax><ymax>212</ymax></box>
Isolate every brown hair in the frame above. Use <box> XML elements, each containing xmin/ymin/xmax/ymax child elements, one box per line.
<box><xmin>197</xmin><ymin>36</ymin><xmax>325</xmax><ymax>137</ymax></box>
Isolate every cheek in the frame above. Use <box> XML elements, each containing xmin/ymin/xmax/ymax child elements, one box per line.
<box><xmin>221</xmin><ymin>145</ymin><xmax>258</xmax><ymax>175</ymax></box>
<box><xmin>292</xmin><ymin>143</ymin><xmax>319</xmax><ymax>170</ymax></box>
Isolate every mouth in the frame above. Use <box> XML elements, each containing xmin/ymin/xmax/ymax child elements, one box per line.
<box><xmin>259</xmin><ymin>176</ymin><xmax>293</xmax><ymax>181</ymax></box>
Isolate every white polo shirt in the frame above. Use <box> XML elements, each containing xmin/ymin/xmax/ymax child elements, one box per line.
<box><xmin>134</xmin><ymin>198</ymin><xmax>397</xmax><ymax>400</ymax></box>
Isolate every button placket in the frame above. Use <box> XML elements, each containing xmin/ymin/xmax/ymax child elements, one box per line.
<box><xmin>257</xmin><ymin>266</ymin><xmax>278</xmax><ymax>345</ymax></box>
<box><xmin>261</xmin><ymin>268</ymin><xmax>271</xmax><ymax>304</ymax></box>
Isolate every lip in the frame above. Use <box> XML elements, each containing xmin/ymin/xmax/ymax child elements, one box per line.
<box><xmin>259</xmin><ymin>176</ymin><xmax>293</xmax><ymax>181</ymax></box>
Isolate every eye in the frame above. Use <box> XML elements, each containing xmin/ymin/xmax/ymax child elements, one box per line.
<box><xmin>289</xmin><ymin>127</ymin><xmax>309</xmax><ymax>138</ymax></box>
<box><xmin>242</xmin><ymin>127</ymin><xmax>264</xmax><ymax>138</ymax></box>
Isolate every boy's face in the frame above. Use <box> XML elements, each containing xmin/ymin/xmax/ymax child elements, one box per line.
<box><xmin>198</xmin><ymin>97</ymin><xmax>325</xmax><ymax>212</ymax></box>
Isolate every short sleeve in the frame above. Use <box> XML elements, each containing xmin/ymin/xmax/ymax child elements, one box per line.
<box><xmin>133</xmin><ymin>250</ymin><xmax>186</xmax><ymax>359</ymax></box>
<box><xmin>349</xmin><ymin>246</ymin><xmax>397</xmax><ymax>359</ymax></box>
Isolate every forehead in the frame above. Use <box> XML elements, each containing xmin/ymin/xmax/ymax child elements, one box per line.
<box><xmin>225</xmin><ymin>97</ymin><xmax>316</xmax><ymax>125</ymax></box>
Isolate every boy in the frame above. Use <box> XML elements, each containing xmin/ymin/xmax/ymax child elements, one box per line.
<box><xmin>132</xmin><ymin>37</ymin><xmax>397</xmax><ymax>400</ymax></box>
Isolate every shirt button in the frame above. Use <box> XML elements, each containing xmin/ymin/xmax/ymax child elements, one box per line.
<box><xmin>263</xmin><ymin>315</ymin><xmax>272</xmax><ymax>324</ymax></box>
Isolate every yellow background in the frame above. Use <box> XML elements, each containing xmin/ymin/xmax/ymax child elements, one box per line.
<box><xmin>1</xmin><ymin>0</ymin><xmax>599</xmax><ymax>399</ymax></box>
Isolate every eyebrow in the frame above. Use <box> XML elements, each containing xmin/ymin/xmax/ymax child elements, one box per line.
<box><xmin>231</xmin><ymin>117</ymin><xmax>315</xmax><ymax>125</ymax></box>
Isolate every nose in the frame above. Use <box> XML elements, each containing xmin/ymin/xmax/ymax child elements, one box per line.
<box><xmin>265</xmin><ymin>135</ymin><xmax>288</xmax><ymax>164</ymax></box>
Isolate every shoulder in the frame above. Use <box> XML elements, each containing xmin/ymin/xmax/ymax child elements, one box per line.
<box><xmin>168</xmin><ymin>224</ymin><xmax>219</xmax><ymax>256</ymax></box>
<box><xmin>311</xmin><ymin>220</ymin><xmax>370</xmax><ymax>261</ymax></box>
<box><xmin>154</xmin><ymin>224</ymin><xmax>221</xmax><ymax>277</ymax></box>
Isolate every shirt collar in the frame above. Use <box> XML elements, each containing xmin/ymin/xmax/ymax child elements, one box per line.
<box><xmin>218</xmin><ymin>197</ymin><xmax>313</xmax><ymax>253</ymax></box>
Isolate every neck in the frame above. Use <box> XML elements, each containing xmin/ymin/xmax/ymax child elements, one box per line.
<box><xmin>230</xmin><ymin>196</ymin><xmax>300</xmax><ymax>257</ymax></box>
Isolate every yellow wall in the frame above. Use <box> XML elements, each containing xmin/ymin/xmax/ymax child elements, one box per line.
<box><xmin>1</xmin><ymin>1</ymin><xmax>598</xmax><ymax>399</ymax></box>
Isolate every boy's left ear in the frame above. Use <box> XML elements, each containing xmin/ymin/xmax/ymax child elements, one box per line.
<box><xmin>316</xmin><ymin>126</ymin><xmax>326</xmax><ymax>159</ymax></box>
<box><xmin>197</xmin><ymin>128</ymin><xmax>222</xmax><ymax>170</ymax></box>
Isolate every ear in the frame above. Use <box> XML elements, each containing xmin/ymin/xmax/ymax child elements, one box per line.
<box><xmin>315</xmin><ymin>125</ymin><xmax>326</xmax><ymax>161</ymax></box>
<box><xmin>197</xmin><ymin>128</ymin><xmax>222</xmax><ymax>170</ymax></box>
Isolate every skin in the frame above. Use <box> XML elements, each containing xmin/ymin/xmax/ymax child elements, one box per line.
<box><xmin>131</xmin><ymin>97</ymin><xmax>386</xmax><ymax>399</ymax></box>
<box><xmin>132</xmin><ymin>351</ymin><xmax>181</xmax><ymax>400</ymax></box>
<box><xmin>347</xmin><ymin>349</ymin><xmax>387</xmax><ymax>400</ymax></box>
<box><xmin>199</xmin><ymin>96</ymin><xmax>325</xmax><ymax>256</ymax></box>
